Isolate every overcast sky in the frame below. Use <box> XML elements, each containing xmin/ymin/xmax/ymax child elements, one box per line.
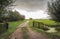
<box><xmin>13</xmin><ymin>0</ymin><xmax>50</xmax><ymax>19</ymax></box>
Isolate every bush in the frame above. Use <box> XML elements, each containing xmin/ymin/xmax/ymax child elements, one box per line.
<box><xmin>40</xmin><ymin>27</ymin><xmax>49</xmax><ymax>31</ymax></box>
<box><xmin>39</xmin><ymin>25</ymin><xmax>49</xmax><ymax>31</ymax></box>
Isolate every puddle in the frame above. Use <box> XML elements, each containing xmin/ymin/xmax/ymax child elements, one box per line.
<box><xmin>46</xmin><ymin>27</ymin><xmax>57</xmax><ymax>33</ymax></box>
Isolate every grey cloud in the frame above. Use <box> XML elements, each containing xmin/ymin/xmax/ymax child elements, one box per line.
<box><xmin>14</xmin><ymin>0</ymin><xmax>50</xmax><ymax>11</ymax></box>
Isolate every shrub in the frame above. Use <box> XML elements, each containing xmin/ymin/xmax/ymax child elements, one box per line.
<box><xmin>39</xmin><ymin>25</ymin><xmax>49</xmax><ymax>31</ymax></box>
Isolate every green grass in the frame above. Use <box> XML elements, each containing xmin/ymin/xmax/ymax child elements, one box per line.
<box><xmin>9</xmin><ymin>20</ymin><xmax>26</xmax><ymax>34</ymax></box>
<box><xmin>22</xmin><ymin>27</ymin><xmax>29</xmax><ymax>39</ymax></box>
<box><xmin>34</xmin><ymin>19</ymin><xmax>56</xmax><ymax>25</ymax></box>
<box><xmin>1</xmin><ymin>20</ymin><xmax>26</xmax><ymax>39</ymax></box>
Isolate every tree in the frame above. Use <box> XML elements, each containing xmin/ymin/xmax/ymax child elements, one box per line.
<box><xmin>0</xmin><ymin>0</ymin><xmax>14</xmax><ymax>22</ymax></box>
<box><xmin>29</xmin><ymin>18</ymin><xmax>33</xmax><ymax>20</ymax></box>
<box><xmin>20</xmin><ymin>15</ymin><xmax>25</xmax><ymax>20</ymax></box>
<box><xmin>7</xmin><ymin>10</ymin><xmax>25</xmax><ymax>21</ymax></box>
<box><xmin>48</xmin><ymin>0</ymin><xmax>60</xmax><ymax>22</ymax></box>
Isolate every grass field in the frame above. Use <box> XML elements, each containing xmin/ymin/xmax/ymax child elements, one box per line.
<box><xmin>29</xmin><ymin>19</ymin><xmax>60</xmax><ymax>39</ymax></box>
<box><xmin>0</xmin><ymin>20</ymin><xmax>26</xmax><ymax>39</ymax></box>
<box><xmin>34</xmin><ymin>19</ymin><xmax>56</xmax><ymax>25</ymax></box>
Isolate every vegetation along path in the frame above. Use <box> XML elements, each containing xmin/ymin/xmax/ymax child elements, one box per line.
<box><xmin>9</xmin><ymin>21</ymin><xmax>48</xmax><ymax>39</ymax></box>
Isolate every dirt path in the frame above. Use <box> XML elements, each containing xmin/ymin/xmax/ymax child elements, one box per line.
<box><xmin>9</xmin><ymin>21</ymin><xmax>48</xmax><ymax>39</ymax></box>
<box><xmin>28</xmin><ymin>28</ymin><xmax>48</xmax><ymax>39</ymax></box>
<box><xmin>9</xmin><ymin>21</ymin><xmax>29</xmax><ymax>39</ymax></box>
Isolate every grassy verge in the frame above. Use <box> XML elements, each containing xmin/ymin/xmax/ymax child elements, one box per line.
<box><xmin>22</xmin><ymin>27</ymin><xmax>29</xmax><ymax>39</ymax></box>
<box><xmin>0</xmin><ymin>20</ymin><xmax>26</xmax><ymax>39</ymax></box>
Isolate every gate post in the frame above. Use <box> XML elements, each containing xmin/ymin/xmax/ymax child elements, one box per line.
<box><xmin>38</xmin><ymin>22</ymin><xmax>40</xmax><ymax>28</ymax></box>
<box><xmin>33</xmin><ymin>21</ymin><xmax>34</xmax><ymax>27</ymax></box>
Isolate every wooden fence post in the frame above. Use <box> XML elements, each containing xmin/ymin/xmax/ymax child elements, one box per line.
<box><xmin>38</xmin><ymin>22</ymin><xmax>40</xmax><ymax>28</ymax></box>
<box><xmin>5</xmin><ymin>22</ymin><xmax>9</xmax><ymax>29</ymax></box>
<box><xmin>33</xmin><ymin>21</ymin><xmax>34</xmax><ymax>27</ymax></box>
<box><xmin>4</xmin><ymin>19</ymin><xmax>9</xmax><ymax>30</ymax></box>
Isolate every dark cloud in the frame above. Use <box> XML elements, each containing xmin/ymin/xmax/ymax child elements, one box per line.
<box><xmin>14</xmin><ymin>0</ymin><xmax>49</xmax><ymax>11</ymax></box>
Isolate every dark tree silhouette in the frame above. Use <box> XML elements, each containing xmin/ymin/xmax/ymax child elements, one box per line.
<box><xmin>48</xmin><ymin>0</ymin><xmax>60</xmax><ymax>22</ymax></box>
<box><xmin>0</xmin><ymin>0</ymin><xmax>14</xmax><ymax>22</ymax></box>
<box><xmin>8</xmin><ymin>10</ymin><xmax>25</xmax><ymax>21</ymax></box>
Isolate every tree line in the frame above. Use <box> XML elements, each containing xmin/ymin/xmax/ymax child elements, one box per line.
<box><xmin>0</xmin><ymin>0</ymin><xmax>25</xmax><ymax>22</ymax></box>
<box><xmin>0</xmin><ymin>10</ymin><xmax>25</xmax><ymax>22</ymax></box>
